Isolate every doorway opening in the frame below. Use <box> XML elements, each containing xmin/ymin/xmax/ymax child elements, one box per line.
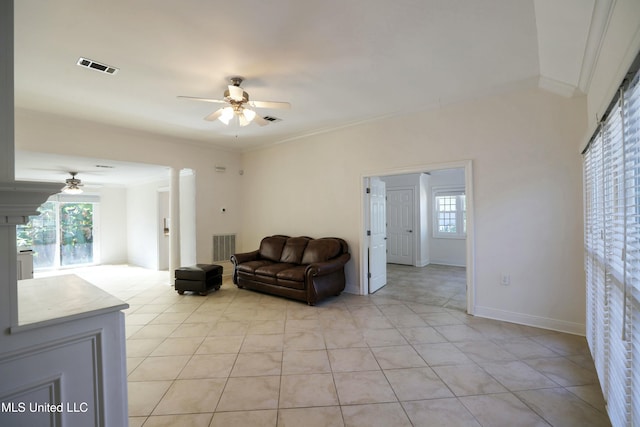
<box><xmin>360</xmin><ymin>160</ymin><xmax>474</xmax><ymax>314</ymax></box>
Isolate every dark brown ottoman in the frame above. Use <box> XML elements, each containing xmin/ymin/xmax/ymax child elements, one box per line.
<box><xmin>175</xmin><ymin>264</ymin><xmax>223</xmax><ymax>296</ymax></box>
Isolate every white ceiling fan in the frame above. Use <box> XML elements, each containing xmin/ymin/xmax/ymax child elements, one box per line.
<box><xmin>178</xmin><ymin>77</ymin><xmax>291</xmax><ymax>127</ymax></box>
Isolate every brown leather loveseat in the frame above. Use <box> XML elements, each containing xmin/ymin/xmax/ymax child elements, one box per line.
<box><xmin>231</xmin><ymin>235</ymin><xmax>350</xmax><ymax>305</ymax></box>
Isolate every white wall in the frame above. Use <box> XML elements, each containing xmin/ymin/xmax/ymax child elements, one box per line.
<box><xmin>96</xmin><ymin>186</ymin><xmax>128</xmax><ymax>265</ymax></box>
<box><xmin>126</xmin><ymin>179</ymin><xmax>167</xmax><ymax>269</ymax></box>
<box><xmin>428</xmin><ymin>168</ymin><xmax>466</xmax><ymax>267</ymax></box>
<box><xmin>240</xmin><ymin>86</ymin><xmax>587</xmax><ymax>333</ymax></box>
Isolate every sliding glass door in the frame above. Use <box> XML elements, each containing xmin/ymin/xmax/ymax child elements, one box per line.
<box><xmin>59</xmin><ymin>202</ymin><xmax>94</xmax><ymax>266</ymax></box>
<box><xmin>17</xmin><ymin>199</ymin><xmax>98</xmax><ymax>270</ymax></box>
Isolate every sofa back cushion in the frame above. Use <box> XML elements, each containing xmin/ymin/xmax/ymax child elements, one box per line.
<box><xmin>280</xmin><ymin>237</ymin><xmax>310</xmax><ymax>264</ymax></box>
<box><xmin>301</xmin><ymin>238</ymin><xmax>342</xmax><ymax>264</ymax></box>
<box><xmin>259</xmin><ymin>236</ymin><xmax>287</xmax><ymax>261</ymax></box>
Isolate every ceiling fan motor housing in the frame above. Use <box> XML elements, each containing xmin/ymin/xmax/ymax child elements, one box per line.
<box><xmin>225</xmin><ymin>77</ymin><xmax>249</xmax><ymax>103</ymax></box>
<box><xmin>223</xmin><ymin>88</ymin><xmax>249</xmax><ymax>104</ymax></box>
<box><xmin>65</xmin><ymin>172</ymin><xmax>82</xmax><ymax>186</ymax></box>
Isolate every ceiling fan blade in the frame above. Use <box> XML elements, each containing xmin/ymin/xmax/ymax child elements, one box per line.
<box><xmin>178</xmin><ymin>96</ymin><xmax>227</xmax><ymax>104</ymax></box>
<box><xmin>253</xmin><ymin>115</ymin><xmax>270</xmax><ymax>126</ymax></box>
<box><xmin>250</xmin><ymin>100</ymin><xmax>291</xmax><ymax>110</ymax></box>
<box><xmin>204</xmin><ymin>108</ymin><xmax>224</xmax><ymax>121</ymax></box>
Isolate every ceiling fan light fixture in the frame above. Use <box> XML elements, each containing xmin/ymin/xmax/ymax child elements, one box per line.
<box><xmin>242</xmin><ymin>108</ymin><xmax>256</xmax><ymax>122</ymax></box>
<box><xmin>218</xmin><ymin>107</ymin><xmax>234</xmax><ymax>125</ymax></box>
<box><xmin>62</xmin><ymin>185</ymin><xmax>83</xmax><ymax>195</ymax></box>
<box><xmin>238</xmin><ymin>113</ymin><xmax>250</xmax><ymax>127</ymax></box>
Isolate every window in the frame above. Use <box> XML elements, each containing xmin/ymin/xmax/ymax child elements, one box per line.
<box><xmin>583</xmin><ymin>61</ymin><xmax>640</xmax><ymax>427</ymax></box>
<box><xmin>16</xmin><ymin>196</ymin><xmax>99</xmax><ymax>270</ymax></box>
<box><xmin>433</xmin><ymin>188</ymin><xmax>466</xmax><ymax>238</ymax></box>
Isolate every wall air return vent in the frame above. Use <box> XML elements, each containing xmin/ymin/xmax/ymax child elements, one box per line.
<box><xmin>77</xmin><ymin>57</ymin><xmax>119</xmax><ymax>75</ymax></box>
<box><xmin>213</xmin><ymin>234</ymin><xmax>236</xmax><ymax>262</ymax></box>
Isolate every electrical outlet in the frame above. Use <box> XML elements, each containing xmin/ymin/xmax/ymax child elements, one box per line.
<box><xmin>500</xmin><ymin>273</ymin><xmax>510</xmax><ymax>286</ymax></box>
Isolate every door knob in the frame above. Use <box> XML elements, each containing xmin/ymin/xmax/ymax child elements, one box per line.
<box><xmin>407</xmin><ymin>230</ymin><xmax>413</xmax><ymax>233</ymax></box>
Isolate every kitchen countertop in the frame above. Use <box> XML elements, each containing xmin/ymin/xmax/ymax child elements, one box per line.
<box><xmin>13</xmin><ymin>274</ymin><xmax>129</xmax><ymax>333</ymax></box>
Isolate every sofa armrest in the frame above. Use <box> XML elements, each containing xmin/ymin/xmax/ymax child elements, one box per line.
<box><xmin>230</xmin><ymin>250</ymin><xmax>260</xmax><ymax>265</ymax></box>
<box><xmin>306</xmin><ymin>253</ymin><xmax>351</xmax><ymax>277</ymax></box>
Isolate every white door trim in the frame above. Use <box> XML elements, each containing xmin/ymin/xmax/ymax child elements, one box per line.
<box><xmin>359</xmin><ymin>159</ymin><xmax>475</xmax><ymax>315</ymax></box>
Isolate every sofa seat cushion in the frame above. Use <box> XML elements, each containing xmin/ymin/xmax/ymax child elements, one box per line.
<box><xmin>254</xmin><ymin>263</ymin><xmax>296</xmax><ymax>285</ymax></box>
<box><xmin>276</xmin><ymin>266</ymin><xmax>307</xmax><ymax>290</ymax></box>
<box><xmin>255</xmin><ymin>263</ymin><xmax>296</xmax><ymax>277</ymax></box>
<box><xmin>276</xmin><ymin>278</ymin><xmax>306</xmax><ymax>290</ymax></box>
<box><xmin>237</xmin><ymin>260</ymin><xmax>274</xmax><ymax>275</ymax></box>
<box><xmin>276</xmin><ymin>265</ymin><xmax>307</xmax><ymax>282</ymax></box>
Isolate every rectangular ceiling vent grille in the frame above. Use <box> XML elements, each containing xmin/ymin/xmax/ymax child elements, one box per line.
<box><xmin>262</xmin><ymin>116</ymin><xmax>282</xmax><ymax>123</ymax></box>
<box><xmin>77</xmin><ymin>57</ymin><xmax>119</xmax><ymax>75</ymax></box>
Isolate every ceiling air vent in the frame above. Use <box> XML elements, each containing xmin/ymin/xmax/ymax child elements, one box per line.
<box><xmin>77</xmin><ymin>57</ymin><xmax>119</xmax><ymax>75</ymax></box>
<box><xmin>262</xmin><ymin>116</ymin><xmax>282</xmax><ymax>123</ymax></box>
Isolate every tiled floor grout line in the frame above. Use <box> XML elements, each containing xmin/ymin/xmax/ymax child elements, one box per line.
<box><xmin>52</xmin><ymin>266</ymin><xmax>610</xmax><ymax>426</ymax></box>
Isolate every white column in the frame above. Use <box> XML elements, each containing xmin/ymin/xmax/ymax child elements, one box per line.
<box><xmin>0</xmin><ymin>0</ymin><xmax>14</xmax><ymax>182</ymax></box>
<box><xmin>169</xmin><ymin>168</ymin><xmax>181</xmax><ymax>282</ymax></box>
<box><xmin>0</xmin><ymin>0</ymin><xmax>16</xmax><ymax>334</ymax></box>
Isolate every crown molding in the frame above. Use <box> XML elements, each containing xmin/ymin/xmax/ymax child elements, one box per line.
<box><xmin>538</xmin><ymin>75</ymin><xmax>580</xmax><ymax>98</ymax></box>
<box><xmin>0</xmin><ymin>181</ymin><xmax>61</xmax><ymax>225</ymax></box>
<box><xmin>578</xmin><ymin>0</ymin><xmax>616</xmax><ymax>93</ymax></box>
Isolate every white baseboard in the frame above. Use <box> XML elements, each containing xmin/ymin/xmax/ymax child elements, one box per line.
<box><xmin>473</xmin><ymin>305</ymin><xmax>585</xmax><ymax>336</ymax></box>
<box><xmin>429</xmin><ymin>259</ymin><xmax>466</xmax><ymax>268</ymax></box>
<box><xmin>344</xmin><ymin>282</ymin><xmax>360</xmax><ymax>295</ymax></box>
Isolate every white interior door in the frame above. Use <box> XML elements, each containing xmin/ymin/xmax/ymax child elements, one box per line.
<box><xmin>387</xmin><ymin>188</ymin><xmax>414</xmax><ymax>265</ymax></box>
<box><xmin>369</xmin><ymin>177</ymin><xmax>387</xmax><ymax>293</ymax></box>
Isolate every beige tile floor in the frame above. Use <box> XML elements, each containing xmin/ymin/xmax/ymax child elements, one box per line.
<box><xmin>53</xmin><ymin>265</ymin><xmax>611</xmax><ymax>426</ymax></box>
<box><xmin>380</xmin><ymin>263</ymin><xmax>467</xmax><ymax>311</ymax></box>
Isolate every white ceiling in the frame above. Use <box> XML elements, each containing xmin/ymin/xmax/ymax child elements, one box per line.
<box><xmin>14</xmin><ymin>150</ymin><xmax>169</xmax><ymax>188</ymax></box>
<box><xmin>13</xmin><ymin>0</ymin><xmax>603</xmax><ymax>184</ymax></box>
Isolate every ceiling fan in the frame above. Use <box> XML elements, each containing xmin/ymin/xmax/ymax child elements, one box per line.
<box><xmin>178</xmin><ymin>77</ymin><xmax>291</xmax><ymax>127</ymax></box>
<box><xmin>61</xmin><ymin>172</ymin><xmax>83</xmax><ymax>194</ymax></box>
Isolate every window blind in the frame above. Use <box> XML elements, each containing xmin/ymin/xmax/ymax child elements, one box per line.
<box><xmin>623</xmin><ymin>68</ymin><xmax>640</xmax><ymax>425</ymax></box>
<box><xmin>583</xmin><ymin>65</ymin><xmax>640</xmax><ymax>427</ymax></box>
